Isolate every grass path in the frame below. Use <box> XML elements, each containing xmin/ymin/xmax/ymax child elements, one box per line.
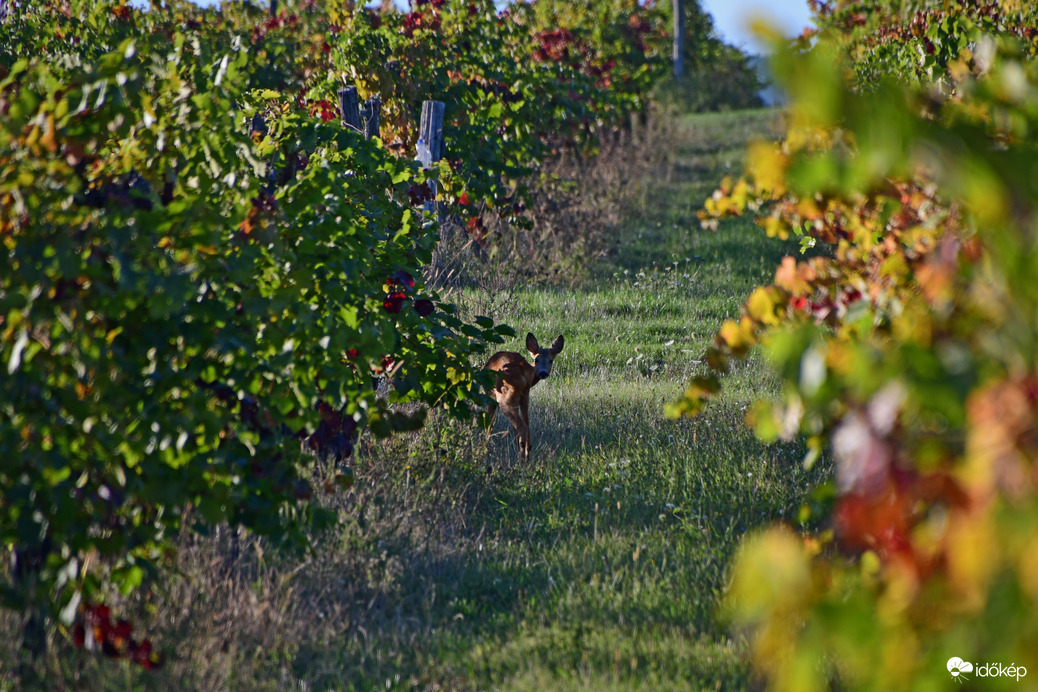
<box><xmin>20</xmin><ymin>110</ymin><xmax>831</xmax><ymax>692</ymax></box>
<box><xmin>305</xmin><ymin>109</ymin><xmax>830</xmax><ymax>691</ymax></box>
<box><xmin>68</xmin><ymin>109</ymin><xmax>828</xmax><ymax>692</ymax></box>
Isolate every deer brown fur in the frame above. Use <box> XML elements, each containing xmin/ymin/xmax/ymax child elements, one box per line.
<box><xmin>484</xmin><ymin>333</ymin><xmax>564</xmax><ymax>459</ymax></box>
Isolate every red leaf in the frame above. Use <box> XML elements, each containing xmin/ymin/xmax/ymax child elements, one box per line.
<box><xmin>391</xmin><ymin>270</ymin><xmax>415</xmax><ymax>288</ymax></box>
<box><xmin>114</xmin><ymin>619</ymin><xmax>133</xmax><ymax>641</ymax></box>
<box><xmin>73</xmin><ymin>624</ymin><xmax>85</xmax><ymax>648</ymax></box>
<box><xmin>383</xmin><ymin>292</ymin><xmax>407</xmax><ymax>314</ymax></box>
<box><xmin>413</xmin><ymin>299</ymin><xmax>434</xmax><ymax>317</ymax></box>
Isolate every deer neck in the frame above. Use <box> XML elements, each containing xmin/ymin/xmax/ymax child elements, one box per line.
<box><xmin>522</xmin><ymin>360</ymin><xmax>541</xmax><ymax>390</ymax></box>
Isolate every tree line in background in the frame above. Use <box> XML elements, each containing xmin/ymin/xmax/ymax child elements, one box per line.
<box><xmin>0</xmin><ymin>0</ymin><xmax>762</xmax><ymax>680</ymax></box>
<box><xmin>670</xmin><ymin>0</ymin><xmax>1038</xmax><ymax>688</ymax></box>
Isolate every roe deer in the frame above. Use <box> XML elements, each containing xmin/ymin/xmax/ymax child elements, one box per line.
<box><xmin>484</xmin><ymin>332</ymin><xmax>564</xmax><ymax>459</ymax></box>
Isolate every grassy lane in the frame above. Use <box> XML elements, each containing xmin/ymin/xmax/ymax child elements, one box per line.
<box><xmin>294</xmin><ymin>109</ymin><xmax>830</xmax><ymax>691</ymax></box>
<box><xmin>96</xmin><ymin>109</ymin><xmax>825</xmax><ymax>692</ymax></box>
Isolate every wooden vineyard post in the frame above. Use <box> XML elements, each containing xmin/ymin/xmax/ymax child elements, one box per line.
<box><xmin>249</xmin><ymin>113</ymin><xmax>267</xmax><ymax>139</ymax></box>
<box><xmin>338</xmin><ymin>86</ymin><xmax>362</xmax><ymax>132</ymax></box>
<box><xmin>417</xmin><ymin>100</ymin><xmax>445</xmax><ymax>166</ymax></box>
<box><xmin>417</xmin><ymin>100</ymin><xmax>450</xmax><ymax>283</ymax></box>
<box><xmin>361</xmin><ymin>95</ymin><xmax>382</xmax><ymax>140</ymax></box>
<box><xmin>416</xmin><ymin>100</ymin><xmax>445</xmax><ymax>219</ymax></box>
<box><xmin>338</xmin><ymin>87</ymin><xmax>380</xmax><ymax>140</ymax></box>
<box><xmin>673</xmin><ymin>0</ymin><xmax>685</xmax><ymax>79</ymax></box>
<box><xmin>247</xmin><ymin>114</ymin><xmax>279</xmax><ymax>192</ymax></box>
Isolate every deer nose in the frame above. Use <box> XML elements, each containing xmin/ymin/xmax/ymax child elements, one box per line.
<box><xmin>536</xmin><ymin>371</ymin><xmax>549</xmax><ymax>380</ymax></box>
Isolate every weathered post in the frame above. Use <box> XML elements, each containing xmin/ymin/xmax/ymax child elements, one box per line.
<box><xmin>417</xmin><ymin>100</ymin><xmax>448</xmax><ymax>286</ymax></box>
<box><xmin>417</xmin><ymin>100</ymin><xmax>445</xmax><ymax>166</ymax></box>
<box><xmin>361</xmin><ymin>95</ymin><xmax>382</xmax><ymax>140</ymax></box>
<box><xmin>416</xmin><ymin>100</ymin><xmax>445</xmax><ymax>219</ymax></box>
<box><xmin>269</xmin><ymin>0</ymin><xmax>277</xmax><ymax>19</ymax></box>
<box><xmin>247</xmin><ymin>113</ymin><xmax>279</xmax><ymax>192</ymax></box>
<box><xmin>673</xmin><ymin>0</ymin><xmax>685</xmax><ymax>79</ymax></box>
<box><xmin>249</xmin><ymin>113</ymin><xmax>267</xmax><ymax>139</ymax></box>
<box><xmin>338</xmin><ymin>86</ymin><xmax>362</xmax><ymax>132</ymax></box>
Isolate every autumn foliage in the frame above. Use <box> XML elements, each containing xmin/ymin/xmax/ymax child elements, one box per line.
<box><xmin>324</xmin><ymin>0</ymin><xmax>671</xmax><ymax>242</ymax></box>
<box><xmin>669</xmin><ymin>1</ymin><xmax>1038</xmax><ymax>689</ymax></box>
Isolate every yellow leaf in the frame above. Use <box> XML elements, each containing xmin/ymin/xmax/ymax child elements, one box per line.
<box><xmin>665</xmin><ymin>375</ymin><xmax>720</xmax><ymax>419</ymax></box>
<box><xmin>945</xmin><ymin>513</ymin><xmax>999</xmax><ymax>612</ymax></box>
<box><xmin>746</xmin><ymin>287</ymin><xmax>785</xmax><ymax>326</ymax></box>
<box><xmin>762</xmin><ymin>215</ymin><xmax>790</xmax><ymax>240</ymax></box>
<box><xmin>795</xmin><ymin>197</ymin><xmax>822</xmax><ymax>220</ymax></box>
<box><xmin>748</xmin><ymin>17</ymin><xmax>785</xmax><ymax>45</ymax></box>
<box><xmin>718</xmin><ymin>317</ymin><xmax>757</xmax><ymax>355</ymax></box>
<box><xmin>879</xmin><ymin>252</ymin><xmax>907</xmax><ymax>278</ymax></box>
<box><xmin>728</xmin><ymin>527</ymin><xmax>810</xmax><ymax>620</ymax></box>
<box><xmin>41</xmin><ymin>114</ymin><xmax>57</xmax><ymax>153</ymax></box>
<box><xmin>25</xmin><ymin>122</ymin><xmax>41</xmax><ymax>149</ymax></box>
<box><xmin>747</xmin><ymin>141</ymin><xmax>788</xmax><ymax>195</ymax></box>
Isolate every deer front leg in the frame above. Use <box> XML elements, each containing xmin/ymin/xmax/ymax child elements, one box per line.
<box><xmin>484</xmin><ymin>401</ymin><xmax>498</xmax><ymax>431</ymax></box>
<box><xmin>519</xmin><ymin>395</ymin><xmax>531</xmax><ymax>459</ymax></box>
<box><xmin>500</xmin><ymin>404</ymin><xmax>528</xmax><ymax>459</ymax></box>
<box><xmin>516</xmin><ymin>418</ymin><xmax>530</xmax><ymax>460</ymax></box>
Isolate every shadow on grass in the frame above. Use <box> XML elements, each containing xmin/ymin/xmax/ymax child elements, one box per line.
<box><xmin>283</xmin><ymin>106</ymin><xmax>829</xmax><ymax>688</ymax></box>
<box><xmin>266</xmin><ymin>392</ymin><xmax>824</xmax><ymax>690</ymax></box>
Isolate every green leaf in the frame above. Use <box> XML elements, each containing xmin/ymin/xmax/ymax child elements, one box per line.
<box><xmin>114</xmin><ymin>565</ymin><xmax>144</xmax><ymax>595</ymax></box>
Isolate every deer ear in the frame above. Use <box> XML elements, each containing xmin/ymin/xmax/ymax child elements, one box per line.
<box><xmin>526</xmin><ymin>333</ymin><xmax>540</xmax><ymax>355</ymax></box>
<box><xmin>550</xmin><ymin>335</ymin><xmax>564</xmax><ymax>355</ymax></box>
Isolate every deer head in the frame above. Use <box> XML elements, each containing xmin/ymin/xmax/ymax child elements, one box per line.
<box><xmin>527</xmin><ymin>333</ymin><xmax>564</xmax><ymax>382</ymax></box>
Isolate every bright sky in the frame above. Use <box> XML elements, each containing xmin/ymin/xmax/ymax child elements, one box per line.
<box><xmin>190</xmin><ymin>0</ymin><xmax>814</xmax><ymax>55</ymax></box>
<box><xmin>700</xmin><ymin>0</ymin><xmax>813</xmax><ymax>54</ymax></box>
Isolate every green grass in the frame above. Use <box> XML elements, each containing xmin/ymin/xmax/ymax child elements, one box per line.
<box><xmin>274</xmin><ymin>108</ymin><xmax>825</xmax><ymax>691</ymax></box>
<box><xmin>29</xmin><ymin>108</ymin><xmax>828</xmax><ymax>691</ymax></box>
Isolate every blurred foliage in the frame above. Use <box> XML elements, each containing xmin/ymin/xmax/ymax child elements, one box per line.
<box><xmin>670</xmin><ymin>1</ymin><xmax>1038</xmax><ymax>689</ymax></box>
